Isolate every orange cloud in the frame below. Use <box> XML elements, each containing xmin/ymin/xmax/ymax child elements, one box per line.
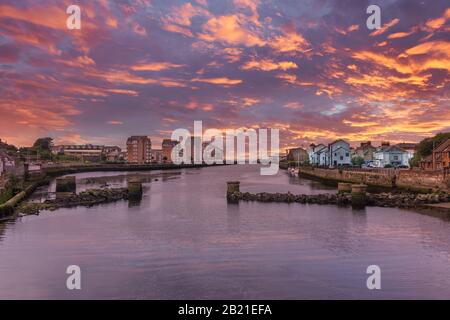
<box><xmin>55</xmin><ymin>134</ymin><xmax>89</xmax><ymax>145</ymax></box>
<box><xmin>284</xmin><ymin>102</ymin><xmax>303</xmax><ymax>110</ymax></box>
<box><xmin>233</xmin><ymin>0</ymin><xmax>261</xmax><ymax>27</ymax></box>
<box><xmin>241</xmin><ymin>59</ymin><xmax>298</xmax><ymax>71</ymax></box>
<box><xmin>370</xmin><ymin>18</ymin><xmax>400</xmax><ymax>36</ymax></box>
<box><xmin>165</xmin><ymin>2</ymin><xmax>210</xmax><ymax>27</ymax></box>
<box><xmin>131</xmin><ymin>62</ymin><xmax>184</xmax><ymax>71</ymax></box>
<box><xmin>162</xmin><ymin>24</ymin><xmax>194</xmax><ymax>37</ymax></box>
<box><xmin>86</xmin><ymin>69</ymin><xmax>188</xmax><ymax>87</ymax></box>
<box><xmin>107</xmin><ymin>120</ymin><xmax>123</xmax><ymax>125</ymax></box>
<box><xmin>388</xmin><ymin>27</ymin><xmax>417</xmax><ymax>39</ymax></box>
<box><xmin>269</xmin><ymin>31</ymin><xmax>310</xmax><ymax>53</ymax></box>
<box><xmin>0</xmin><ymin>4</ymin><xmax>70</xmax><ymax>31</ymax></box>
<box><xmin>242</xmin><ymin>97</ymin><xmax>260</xmax><ymax>107</ymax></box>
<box><xmin>199</xmin><ymin>15</ymin><xmax>266</xmax><ymax>47</ymax></box>
<box><xmin>191</xmin><ymin>77</ymin><xmax>243</xmax><ymax>85</ymax></box>
<box><xmin>223</xmin><ymin>47</ymin><xmax>243</xmax><ymax>63</ymax></box>
<box><xmin>185</xmin><ymin>100</ymin><xmax>215</xmax><ymax>111</ymax></box>
<box><xmin>352</xmin><ymin>51</ymin><xmax>413</xmax><ymax>74</ymax></box>
<box><xmin>424</xmin><ymin>8</ymin><xmax>450</xmax><ymax>30</ymax></box>
<box><xmin>106</xmin><ymin>89</ymin><xmax>139</xmax><ymax>96</ymax></box>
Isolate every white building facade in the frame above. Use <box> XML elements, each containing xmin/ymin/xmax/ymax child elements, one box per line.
<box><xmin>309</xmin><ymin>144</ymin><xmax>328</xmax><ymax>166</ymax></box>
<box><xmin>328</xmin><ymin>140</ymin><xmax>351</xmax><ymax>167</ymax></box>
<box><xmin>373</xmin><ymin>145</ymin><xmax>410</xmax><ymax>168</ymax></box>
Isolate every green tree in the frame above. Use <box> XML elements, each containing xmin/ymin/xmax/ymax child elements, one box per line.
<box><xmin>410</xmin><ymin>132</ymin><xmax>450</xmax><ymax>167</ymax></box>
<box><xmin>33</xmin><ymin>137</ymin><xmax>53</xmax><ymax>151</ymax></box>
<box><xmin>33</xmin><ymin>137</ymin><xmax>53</xmax><ymax>160</ymax></box>
<box><xmin>352</xmin><ymin>156</ymin><xmax>364</xmax><ymax>167</ymax></box>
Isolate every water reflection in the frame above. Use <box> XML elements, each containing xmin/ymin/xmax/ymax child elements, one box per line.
<box><xmin>0</xmin><ymin>165</ymin><xmax>449</xmax><ymax>299</ymax></box>
<box><xmin>226</xmin><ymin>202</ymin><xmax>241</xmax><ymax>234</ymax></box>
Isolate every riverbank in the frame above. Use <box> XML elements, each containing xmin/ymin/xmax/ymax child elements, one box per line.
<box><xmin>295</xmin><ymin>166</ymin><xmax>448</xmax><ymax>193</ymax></box>
<box><xmin>0</xmin><ymin>163</ymin><xmax>225</xmax><ymax>219</ymax></box>
<box><xmin>42</xmin><ymin>163</ymin><xmax>219</xmax><ymax>176</ymax></box>
<box><xmin>17</xmin><ymin>188</ymin><xmax>129</xmax><ymax>215</ymax></box>
<box><xmin>0</xmin><ymin>179</ymin><xmax>50</xmax><ymax>219</ymax></box>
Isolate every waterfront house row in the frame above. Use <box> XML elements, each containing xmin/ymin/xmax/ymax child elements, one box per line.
<box><xmin>306</xmin><ymin>139</ymin><xmax>352</xmax><ymax>167</ymax></box>
<box><xmin>304</xmin><ymin>140</ymin><xmax>415</xmax><ymax>168</ymax></box>
<box><xmin>372</xmin><ymin>143</ymin><xmax>410</xmax><ymax>168</ymax></box>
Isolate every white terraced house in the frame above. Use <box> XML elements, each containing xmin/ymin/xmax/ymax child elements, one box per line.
<box><xmin>373</xmin><ymin>144</ymin><xmax>410</xmax><ymax>168</ymax></box>
<box><xmin>328</xmin><ymin>139</ymin><xmax>351</xmax><ymax>167</ymax></box>
<box><xmin>308</xmin><ymin>144</ymin><xmax>328</xmax><ymax>166</ymax></box>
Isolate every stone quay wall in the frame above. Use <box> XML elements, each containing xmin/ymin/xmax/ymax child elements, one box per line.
<box><xmin>298</xmin><ymin>167</ymin><xmax>449</xmax><ymax>192</ymax></box>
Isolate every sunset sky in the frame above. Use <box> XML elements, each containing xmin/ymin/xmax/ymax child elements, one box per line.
<box><xmin>0</xmin><ymin>0</ymin><xmax>449</xmax><ymax>149</ymax></box>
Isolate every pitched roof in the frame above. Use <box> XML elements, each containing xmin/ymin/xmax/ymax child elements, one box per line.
<box><xmin>434</xmin><ymin>138</ymin><xmax>450</xmax><ymax>152</ymax></box>
<box><xmin>328</xmin><ymin>139</ymin><xmax>349</xmax><ymax>147</ymax></box>
<box><xmin>332</xmin><ymin>146</ymin><xmax>347</xmax><ymax>153</ymax></box>
<box><xmin>396</xmin><ymin>143</ymin><xmax>417</xmax><ymax>150</ymax></box>
<box><xmin>377</xmin><ymin>145</ymin><xmax>406</xmax><ymax>153</ymax></box>
<box><xmin>287</xmin><ymin>147</ymin><xmax>306</xmax><ymax>153</ymax></box>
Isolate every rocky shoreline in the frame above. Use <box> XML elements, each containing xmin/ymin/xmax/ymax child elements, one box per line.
<box><xmin>17</xmin><ymin>188</ymin><xmax>129</xmax><ymax>215</ymax></box>
<box><xmin>227</xmin><ymin>190</ymin><xmax>450</xmax><ymax>209</ymax></box>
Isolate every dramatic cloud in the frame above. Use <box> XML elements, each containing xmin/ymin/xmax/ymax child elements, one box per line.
<box><xmin>0</xmin><ymin>0</ymin><xmax>448</xmax><ymax>149</ymax></box>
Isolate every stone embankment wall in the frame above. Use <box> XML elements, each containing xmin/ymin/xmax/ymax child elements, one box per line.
<box><xmin>298</xmin><ymin>167</ymin><xmax>449</xmax><ymax>192</ymax></box>
<box><xmin>0</xmin><ymin>179</ymin><xmax>49</xmax><ymax>219</ymax></box>
<box><xmin>41</xmin><ymin>163</ymin><xmax>216</xmax><ymax>176</ymax></box>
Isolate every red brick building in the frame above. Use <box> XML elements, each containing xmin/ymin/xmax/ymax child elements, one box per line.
<box><xmin>420</xmin><ymin>138</ymin><xmax>450</xmax><ymax>170</ymax></box>
<box><xmin>126</xmin><ymin>136</ymin><xmax>152</xmax><ymax>164</ymax></box>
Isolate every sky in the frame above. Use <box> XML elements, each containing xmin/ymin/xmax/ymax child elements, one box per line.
<box><xmin>0</xmin><ymin>0</ymin><xmax>449</xmax><ymax>149</ymax></box>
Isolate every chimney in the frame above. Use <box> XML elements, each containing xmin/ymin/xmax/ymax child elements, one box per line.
<box><xmin>381</xmin><ymin>141</ymin><xmax>390</xmax><ymax>147</ymax></box>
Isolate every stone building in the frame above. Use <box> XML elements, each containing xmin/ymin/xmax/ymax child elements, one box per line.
<box><xmin>355</xmin><ymin>141</ymin><xmax>376</xmax><ymax>161</ymax></box>
<box><xmin>286</xmin><ymin>147</ymin><xmax>308</xmax><ymax>164</ymax></box>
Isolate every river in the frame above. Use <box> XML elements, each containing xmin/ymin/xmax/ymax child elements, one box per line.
<box><xmin>0</xmin><ymin>165</ymin><xmax>449</xmax><ymax>299</ymax></box>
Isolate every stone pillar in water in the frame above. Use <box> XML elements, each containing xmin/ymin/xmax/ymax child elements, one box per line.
<box><xmin>226</xmin><ymin>181</ymin><xmax>240</xmax><ymax>201</ymax></box>
<box><xmin>128</xmin><ymin>179</ymin><xmax>143</xmax><ymax>200</ymax></box>
<box><xmin>351</xmin><ymin>184</ymin><xmax>367</xmax><ymax>208</ymax></box>
<box><xmin>56</xmin><ymin>176</ymin><xmax>76</xmax><ymax>193</ymax></box>
<box><xmin>338</xmin><ymin>183</ymin><xmax>352</xmax><ymax>194</ymax></box>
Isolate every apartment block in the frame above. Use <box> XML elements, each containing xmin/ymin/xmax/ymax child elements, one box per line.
<box><xmin>126</xmin><ymin>136</ymin><xmax>152</xmax><ymax>164</ymax></box>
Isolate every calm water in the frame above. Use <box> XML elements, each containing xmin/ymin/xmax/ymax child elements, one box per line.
<box><xmin>0</xmin><ymin>165</ymin><xmax>449</xmax><ymax>299</ymax></box>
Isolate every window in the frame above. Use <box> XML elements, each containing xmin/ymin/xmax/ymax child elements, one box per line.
<box><xmin>340</xmin><ymin>156</ymin><xmax>343</xmax><ymax>160</ymax></box>
<box><xmin>345</xmin><ymin>153</ymin><xmax>349</xmax><ymax>157</ymax></box>
<box><xmin>394</xmin><ymin>156</ymin><xmax>398</xmax><ymax>160</ymax></box>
